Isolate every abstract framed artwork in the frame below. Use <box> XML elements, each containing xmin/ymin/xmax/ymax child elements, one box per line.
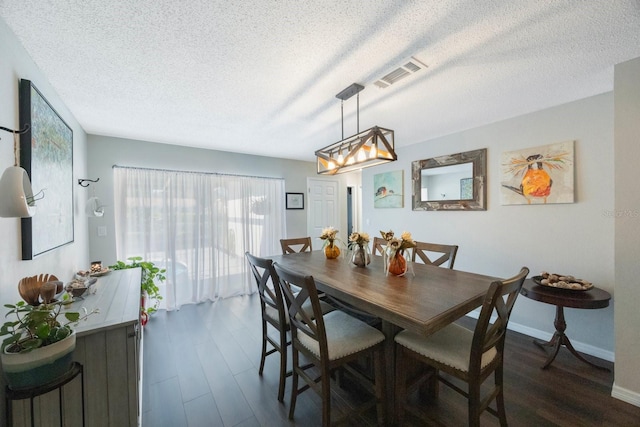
<box><xmin>19</xmin><ymin>79</ymin><xmax>74</xmax><ymax>259</ymax></box>
<box><xmin>286</xmin><ymin>192</ymin><xmax>304</xmax><ymax>209</ymax></box>
<box><xmin>500</xmin><ymin>140</ymin><xmax>574</xmax><ymax>205</ymax></box>
<box><xmin>374</xmin><ymin>170</ymin><xmax>403</xmax><ymax>208</ymax></box>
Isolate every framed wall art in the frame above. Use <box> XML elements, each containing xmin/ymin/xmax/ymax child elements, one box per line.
<box><xmin>286</xmin><ymin>192</ymin><xmax>304</xmax><ymax>209</ymax></box>
<box><xmin>500</xmin><ymin>140</ymin><xmax>574</xmax><ymax>205</ymax></box>
<box><xmin>374</xmin><ymin>170</ymin><xmax>404</xmax><ymax>208</ymax></box>
<box><xmin>19</xmin><ymin>79</ymin><xmax>74</xmax><ymax>259</ymax></box>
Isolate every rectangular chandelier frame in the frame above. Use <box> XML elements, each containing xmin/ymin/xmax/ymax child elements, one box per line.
<box><xmin>315</xmin><ymin>126</ymin><xmax>396</xmax><ymax>175</ymax></box>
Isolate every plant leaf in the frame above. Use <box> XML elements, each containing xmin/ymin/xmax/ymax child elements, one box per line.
<box><xmin>64</xmin><ymin>312</ymin><xmax>80</xmax><ymax>322</ymax></box>
<box><xmin>35</xmin><ymin>323</ymin><xmax>51</xmax><ymax>339</ymax></box>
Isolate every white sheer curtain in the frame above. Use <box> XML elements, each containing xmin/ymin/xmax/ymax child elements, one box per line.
<box><xmin>113</xmin><ymin>166</ymin><xmax>285</xmax><ymax>310</ymax></box>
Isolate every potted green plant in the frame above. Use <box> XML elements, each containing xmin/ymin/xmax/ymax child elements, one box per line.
<box><xmin>1</xmin><ymin>300</ymin><xmax>96</xmax><ymax>389</ymax></box>
<box><xmin>109</xmin><ymin>257</ymin><xmax>166</xmax><ymax>324</ymax></box>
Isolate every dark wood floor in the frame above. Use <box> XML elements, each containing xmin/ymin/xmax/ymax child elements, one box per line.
<box><xmin>142</xmin><ymin>294</ymin><xmax>640</xmax><ymax>426</ymax></box>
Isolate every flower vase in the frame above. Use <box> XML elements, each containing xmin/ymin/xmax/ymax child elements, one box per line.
<box><xmin>324</xmin><ymin>242</ymin><xmax>341</xmax><ymax>259</ymax></box>
<box><xmin>387</xmin><ymin>251</ymin><xmax>408</xmax><ymax>276</ymax></box>
<box><xmin>351</xmin><ymin>244</ymin><xmax>370</xmax><ymax>267</ymax></box>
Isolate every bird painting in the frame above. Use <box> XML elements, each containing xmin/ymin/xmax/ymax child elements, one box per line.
<box><xmin>374</xmin><ymin>170</ymin><xmax>404</xmax><ymax>208</ymax></box>
<box><xmin>501</xmin><ymin>142</ymin><xmax>573</xmax><ymax>205</ymax></box>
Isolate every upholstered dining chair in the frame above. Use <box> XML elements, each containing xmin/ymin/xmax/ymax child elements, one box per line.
<box><xmin>273</xmin><ymin>262</ymin><xmax>386</xmax><ymax>426</ymax></box>
<box><xmin>280</xmin><ymin>237</ymin><xmax>312</xmax><ymax>254</ymax></box>
<box><xmin>411</xmin><ymin>241</ymin><xmax>459</xmax><ymax>269</ymax></box>
<box><xmin>394</xmin><ymin>266</ymin><xmax>529</xmax><ymax>426</ymax></box>
<box><xmin>372</xmin><ymin>236</ymin><xmax>387</xmax><ymax>256</ymax></box>
<box><xmin>245</xmin><ymin>252</ymin><xmax>333</xmax><ymax>402</ymax></box>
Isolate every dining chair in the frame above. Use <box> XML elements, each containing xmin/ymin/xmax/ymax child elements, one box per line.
<box><xmin>372</xmin><ymin>236</ymin><xmax>387</xmax><ymax>256</ymax></box>
<box><xmin>411</xmin><ymin>241</ymin><xmax>459</xmax><ymax>269</ymax></box>
<box><xmin>245</xmin><ymin>252</ymin><xmax>333</xmax><ymax>402</ymax></box>
<box><xmin>280</xmin><ymin>237</ymin><xmax>312</xmax><ymax>254</ymax></box>
<box><xmin>394</xmin><ymin>266</ymin><xmax>529</xmax><ymax>427</ymax></box>
<box><xmin>273</xmin><ymin>262</ymin><xmax>386</xmax><ymax>426</ymax></box>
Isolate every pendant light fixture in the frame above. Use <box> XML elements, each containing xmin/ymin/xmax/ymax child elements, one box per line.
<box><xmin>0</xmin><ymin>126</ymin><xmax>38</xmax><ymax>218</ymax></box>
<box><xmin>315</xmin><ymin>83</ymin><xmax>396</xmax><ymax>175</ymax></box>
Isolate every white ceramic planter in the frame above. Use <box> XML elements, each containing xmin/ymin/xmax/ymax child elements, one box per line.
<box><xmin>0</xmin><ymin>166</ymin><xmax>36</xmax><ymax>217</ymax></box>
<box><xmin>1</xmin><ymin>330</ymin><xmax>76</xmax><ymax>390</ymax></box>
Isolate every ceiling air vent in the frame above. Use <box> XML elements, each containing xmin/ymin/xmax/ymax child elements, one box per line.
<box><xmin>373</xmin><ymin>56</ymin><xmax>428</xmax><ymax>89</ymax></box>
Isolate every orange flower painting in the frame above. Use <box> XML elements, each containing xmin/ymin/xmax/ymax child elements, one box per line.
<box><xmin>501</xmin><ymin>141</ymin><xmax>574</xmax><ymax>205</ymax></box>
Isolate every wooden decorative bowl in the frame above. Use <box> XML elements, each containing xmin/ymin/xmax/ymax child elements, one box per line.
<box><xmin>18</xmin><ymin>274</ymin><xmax>59</xmax><ymax>305</ymax></box>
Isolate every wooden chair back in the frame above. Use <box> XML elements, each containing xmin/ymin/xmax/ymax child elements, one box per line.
<box><xmin>273</xmin><ymin>263</ymin><xmax>329</xmax><ymax>362</ymax></box>
<box><xmin>470</xmin><ymin>267</ymin><xmax>529</xmax><ymax>376</ymax></box>
<box><xmin>245</xmin><ymin>252</ymin><xmax>286</xmax><ymax>328</ymax></box>
<box><xmin>280</xmin><ymin>237</ymin><xmax>313</xmax><ymax>254</ymax></box>
<box><xmin>246</xmin><ymin>252</ymin><xmax>290</xmax><ymax>402</ymax></box>
<box><xmin>273</xmin><ymin>262</ymin><xmax>385</xmax><ymax>426</ymax></box>
<box><xmin>411</xmin><ymin>241</ymin><xmax>458</xmax><ymax>269</ymax></box>
<box><xmin>372</xmin><ymin>237</ymin><xmax>387</xmax><ymax>256</ymax></box>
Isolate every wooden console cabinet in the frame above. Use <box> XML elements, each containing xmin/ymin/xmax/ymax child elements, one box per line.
<box><xmin>6</xmin><ymin>268</ymin><xmax>143</xmax><ymax>427</ymax></box>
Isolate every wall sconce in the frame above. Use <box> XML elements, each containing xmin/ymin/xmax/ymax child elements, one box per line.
<box><xmin>315</xmin><ymin>83</ymin><xmax>397</xmax><ymax>175</ymax></box>
<box><xmin>78</xmin><ymin>177</ymin><xmax>105</xmax><ymax>217</ymax></box>
<box><xmin>85</xmin><ymin>196</ymin><xmax>105</xmax><ymax>217</ymax></box>
<box><xmin>0</xmin><ymin>124</ymin><xmax>38</xmax><ymax>218</ymax></box>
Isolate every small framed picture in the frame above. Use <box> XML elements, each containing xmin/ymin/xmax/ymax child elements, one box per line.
<box><xmin>286</xmin><ymin>192</ymin><xmax>304</xmax><ymax>210</ymax></box>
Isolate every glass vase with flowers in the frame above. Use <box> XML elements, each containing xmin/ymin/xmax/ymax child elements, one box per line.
<box><xmin>319</xmin><ymin>227</ymin><xmax>342</xmax><ymax>259</ymax></box>
<box><xmin>348</xmin><ymin>231</ymin><xmax>371</xmax><ymax>267</ymax></box>
<box><xmin>380</xmin><ymin>230</ymin><xmax>416</xmax><ymax>276</ymax></box>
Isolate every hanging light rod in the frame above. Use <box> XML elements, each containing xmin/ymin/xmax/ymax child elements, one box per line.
<box><xmin>315</xmin><ymin>83</ymin><xmax>396</xmax><ymax>175</ymax></box>
<box><xmin>335</xmin><ymin>83</ymin><xmax>364</xmax><ymax>100</ymax></box>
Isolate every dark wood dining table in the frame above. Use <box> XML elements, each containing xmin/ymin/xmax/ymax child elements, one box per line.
<box><xmin>269</xmin><ymin>250</ymin><xmax>500</xmax><ymax>423</ymax></box>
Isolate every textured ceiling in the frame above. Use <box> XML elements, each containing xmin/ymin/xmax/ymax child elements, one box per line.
<box><xmin>1</xmin><ymin>1</ymin><xmax>639</xmax><ymax>162</ymax></box>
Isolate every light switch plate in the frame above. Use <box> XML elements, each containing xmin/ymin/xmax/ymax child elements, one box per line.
<box><xmin>97</xmin><ymin>226</ymin><xmax>107</xmax><ymax>237</ymax></box>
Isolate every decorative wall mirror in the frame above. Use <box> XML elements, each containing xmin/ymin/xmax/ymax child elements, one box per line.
<box><xmin>412</xmin><ymin>148</ymin><xmax>487</xmax><ymax>211</ymax></box>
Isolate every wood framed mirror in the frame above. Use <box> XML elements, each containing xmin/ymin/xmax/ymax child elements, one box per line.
<box><xmin>412</xmin><ymin>148</ymin><xmax>487</xmax><ymax>211</ymax></box>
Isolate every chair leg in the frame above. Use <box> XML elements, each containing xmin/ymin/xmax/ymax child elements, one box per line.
<box><xmin>277</xmin><ymin>327</ymin><xmax>288</xmax><ymax>402</ymax></box>
<box><xmin>495</xmin><ymin>367</ymin><xmax>508</xmax><ymax>426</ymax></box>
<box><xmin>259</xmin><ymin>319</ymin><xmax>268</xmax><ymax>375</ymax></box>
<box><xmin>288</xmin><ymin>348</ymin><xmax>299</xmax><ymax>420</ymax></box>
<box><xmin>321</xmin><ymin>363</ymin><xmax>332</xmax><ymax>427</ymax></box>
<box><xmin>468</xmin><ymin>380</ymin><xmax>481</xmax><ymax>427</ymax></box>
<box><xmin>395</xmin><ymin>345</ymin><xmax>406</xmax><ymax>424</ymax></box>
<box><xmin>374</xmin><ymin>348</ymin><xmax>385</xmax><ymax>426</ymax></box>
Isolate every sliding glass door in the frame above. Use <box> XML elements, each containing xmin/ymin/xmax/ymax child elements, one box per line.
<box><xmin>113</xmin><ymin>166</ymin><xmax>285</xmax><ymax>310</ymax></box>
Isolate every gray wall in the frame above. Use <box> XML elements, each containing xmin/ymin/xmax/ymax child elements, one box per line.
<box><xmin>613</xmin><ymin>57</ymin><xmax>640</xmax><ymax>405</ymax></box>
<box><xmin>0</xmin><ymin>18</ymin><xmax>90</xmax><ymax>415</ymax></box>
<box><xmin>86</xmin><ymin>135</ymin><xmax>318</xmax><ymax>265</ymax></box>
<box><xmin>362</xmin><ymin>88</ymin><xmax>640</xmax><ymax>405</ymax></box>
<box><xmin>363</xmin><ymin>93</ymin><xmax>615</xmax><ymax>356</ymax></box>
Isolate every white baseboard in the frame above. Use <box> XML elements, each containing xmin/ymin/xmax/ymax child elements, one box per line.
<box><xmin>612</xmin><ymin>384</ymin><xmax>640</xmax><ymax>408</ymax></box>
<box><xmin>464</xmin><ymin>312</ymin><xmax>615</xmax><ymax>362</ymax></box>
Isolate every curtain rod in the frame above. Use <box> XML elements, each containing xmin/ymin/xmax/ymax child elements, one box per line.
<box><xmin>112</xmin><ymin>164</ymin><xmax>284</xmax><ymax>181</ymax></box>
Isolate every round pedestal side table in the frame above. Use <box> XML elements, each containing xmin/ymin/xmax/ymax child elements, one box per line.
<box><xmin>520</xmin><ymin>280</ymin><xmax>611</xmax><ymax>371</ymax></box>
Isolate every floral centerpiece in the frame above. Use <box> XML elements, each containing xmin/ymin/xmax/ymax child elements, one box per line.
<box><xmin>348</xmin><ymin>231</ymin><xmax>371</xmax><ymax>267</ymax></box>
<box><xmin>319</xmin><ymin>226</ymin><xmax>341</xmax><ymax>259</ymax></box>
<box><xmin>380</xmin><ymin>230</ymin><xmax>416</xmax><ymax>276</ymax></box>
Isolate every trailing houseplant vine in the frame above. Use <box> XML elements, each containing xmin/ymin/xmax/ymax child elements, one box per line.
<box><xmin>110</xmin><ymin>257</ymin><xmax>166</xmax><ymax>317</ymax></box>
